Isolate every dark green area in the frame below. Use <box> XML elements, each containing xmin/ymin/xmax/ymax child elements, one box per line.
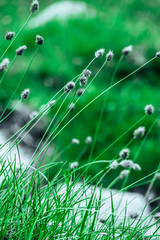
<box><xmin>1</xmin><ymin>0</ymin><xmax>160</xmax><ymax>190</ymax></box>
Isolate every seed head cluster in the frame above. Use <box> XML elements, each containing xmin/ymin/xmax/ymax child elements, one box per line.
<box><xmin>85</xmin><ymin>136</ymin><xmax>92</xmax><ymax>144</ymax></box>
<box><xmin>72</xmin><ymin>138</ymin><xmax>80</xmax><ymax>145</ymax></box>
<box><xmin>119</xmin><ymin>170</ymin><xmax>129</xmax><ymax>179</ymax></box>
<box><xmin>119</xmin><ymin>160</ymin><xmax>134</xmax><ymax>168</ymax></box>
<box><xmin>95</xmin><ymin>48</ymin><xmax>105</xmax><ymax>58</ymax></box>
<box><xmin>79</xmin><ymin>69</ymin><xmax>91</xmax><ymax>86</ymax></box>
<box><xmin>16</xmin><ymin>45</ymin><xmax>27</xmax><ymax>55</ymax></box>
<box><xmin>122</xmin><ymin>45</ymin><xmax>133</xmax><ymax>56</ymax></box>
<box><xmin>132</xmin><ymin>163</ymin><xmax>141</xmax><ymax>171</ymax></box>
<box><xmin>119</xmin><ymin>148</ymin><xmax>130</xmax><ymax>159</ymax></box>
<box><xmin>109</xmin><ymin>160</ymin><xmax>119</xmax><ymax>170</ymax></box>
<box><xmin>5</xmin><ymin>32</ymin><xmax>15</xmax><ymax>40</ymax></box>
<box><xmin>0</xmin><ymin>58</ymin><xmax>10</xmax><ymax>72</ymax></box>
<box><xmin>133</xmin><ymin>126</ymin><xmax>145</xmax><ymax>139</ymax></box>
<box><xmin>21</xmin><ymin>89</ymin><xmax>30</xmax><ymax>100</ymax></box>
<box><xmin>36</xmin><ymin>35</ymin><xmax>44</xmax><ymax>45</ymax></box>
<box><xmin>30</xmin><ymin>0</ymin><xmax>39</xmax><ymax>13</ymax></box>
<box><xmin>145</xmin><ymin>104</ymin><xmax>154</xmax><ymax>115</ymax></box>
<box><xmin>64</xmin><ymin>81</ymin><xmax>75</xmax><ymax>93</ymax></box>
<box><xmin>70</xmin><ymin>162</ymin><xmax>79</xmax><ymax>169</ymax></box>
<box><xmin>76</xmin><ymin>88</ymin><xmax>85</xmax><ymax>97</ymax></box>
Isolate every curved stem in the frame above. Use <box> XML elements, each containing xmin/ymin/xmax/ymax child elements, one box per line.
<box><xmin>0</xmin><ymin>55</ymin><xmax>17</xmax><ymax>85</ymax></box>
<box><xmin>0</xmin><ymin>99</ymin><xmax>21</xmax><ymax>123</ymax></box>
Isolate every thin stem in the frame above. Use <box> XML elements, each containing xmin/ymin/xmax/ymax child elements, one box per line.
<box><xmin>0</xmin><ymin>99</ymin><xmax>22</xmax><ymax>123</ymax></box>
<box><xmin>0</xmin><ymin>55</ymin><xmax>17</xmax><ymax>85</ymax></box>
<box><xmin>0</xmin><ymin>13</ymin><xmax>32</xmax><ymax>61</ymax></box>
<box><xmin>0</xmin><ymin>39</ymin><xmax>6</xmax><ymax>51</ymax></box>
<box><xmin>0</xmin><ymin>46</ymin><xmax>39</xmax><ymax>121</ymax></box>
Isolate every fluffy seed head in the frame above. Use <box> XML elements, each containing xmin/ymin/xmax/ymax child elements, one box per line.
<box><xmin>70</xmin><ymin>162</ymin><xmax>78</xmax><ymax>169</ymax></box>
<box><xmin>119</xmin><ymin>170</ymin><xmax>129</xmax><ymax>179</ymax></box>
<box><xmin>21</xmin><ymin>89</ymin><xmax>30</xmax><ymax>100</ymax></box>
<box><xmin>132</xmin><ymin>163</ymin><xmax>141</xmax><ymax>171</ymax></box>
<box><xmin>66</xmin><ymin>81</ymin><xmax>75</xmax><ymax>90</ymax></box>
<box><xmin>145</xmin><ymin>104</ymin><xmax>154</xmax><ymax>115</ymax></box>
<box><xmin>36</xmin><ymin>35</ymin><xmax>44</xmax><ymax>45</ymax></box>
<box><xmin>29</xmin><ymin>111</ymin><xmax>38</xmax><ymax>119</ymax></box>
<box><xmin>85</xmin><ymin>136</ymin><xmax>92</xmax><ymax>144</ymax></box>
<box><xmin>133</xmin><ymin>126</ymin><xmax>145</xmax><ymax>139</ymax></box>
<box><xmin>119</xmin><ymin>148</ymin><xmax>130</xmax><ymax>159</ymax></box>
<box><xmin>122</xmin><ymin>45</ymin><xmax>133</xmax><ymax>56</ymax></box>
<box><xmin>156</xmin><ymin>51</ymin><xmax>160</xmax><ymax>58</ymax></box>
<box><xmin>48</xmin><ymin>100</ymin><xmax>56</xmax><ymax>108</ymax></box>
<box><xmin>16</xmin><ymin>45</ymin><xmax>27</xmax><ymax>55</ymax></box>
<box><xmin>0</xmin><ymin>58</ymin><xmax>10</xmax><ymax>72</ymax></box>
<box><xmin>79</xmin><ymin>76</ymin><xmax>87</xmax><ymax>86</ymax></box>
<box><xmin>83</xmin><ymin>69</ymin><xmax>91</xmax><ymax>78</ymax></box>
<box><xmin>109</xmin><ymin>160</ymin><xmax>119</xmax><ymax>170</ymax></box>
<box><xmin>95</xmin><ymin>48</ymin><xmax>105</xmax><ymax>58</ymax></box>
<box><xmin>72</xmin><ymin>138</ymin><xmax>80</xmax><ymax>145</ymax></box>
<box><xmin>119</xmin><ymin>160</ymin><xmax>134</xmax><ymax>168</ymax></box>
<box><xmin>69</xmin><ymin>102</ymin><xmax>75</xmax><ymax>111</ymax></box>
<box><xmin>5</xmin><ymin>32</ymin><xmax>15</xmax><ymax>40</ymax></box>
<box><xmin>76</xmin><ymin>88</ymin><xmax>85</xmax><ymax>97</ymax></box>
<box><xmin>30</xmin><ymin>0</ymin><xmax>39</xmax><ymax>13</ymax></box>
<box><xmin>106</xmin><ymin>50</ymin><xmax>114</xmax><ymax>61</ymax></box>
<box><xmin>64</xmin><ymin>86</ymin><xmax>70</xmax><ymax>93</ymax></box>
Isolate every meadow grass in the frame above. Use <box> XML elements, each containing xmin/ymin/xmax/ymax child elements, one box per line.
<box><xmin>1</xmin><ymin>1</ymin><xmax>160</xmax><ymax>239</ymax></box>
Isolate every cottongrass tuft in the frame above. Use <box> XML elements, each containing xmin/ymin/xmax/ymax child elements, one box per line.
<box><xmin>36</xmin><ymin>35</ymin><xmax>44</xmax><ymax>45</ymax></box>
<box><xmin>70</xmin><ymin>162</ymin><xmax>79</xmax><ymax>169</ymax></box>
<box><xmin>156</xmin><ymin>51</ymin><xmax>160</xmax><ymax>58</ymax></box>
<box><xmin>76</xmin><ymin>88</ymin><xmax>85</xmax><ymax>97</ymax></box>
<box><xmin>122</xmin><ymin>45</ymin><xmax>133</xmax><ymax>56</ymax></box>
<box><xmin>66</xmin><ymin>81</ymin><xmax>75</xmax><ymax>90</ymax></box>
<box><xmin>5</xmin><ymin>32</ymin><xmax>15</xmax><ymax>40</ymax></box>
<box><xmin>106</xmin><ymin>50</ymin><xmax>114</xmax><ymax>61</ymax></box>
<box><xmin>16</xmin><ymin>45</ymin><xmax>27</xmax><ymax>55</ymax></box>
<box><xmin>82</xmin><ymin>69</ymin><xmax>92</xmax><ymax>78</ymax></box>
<box><xmin>95</xmin><ymin>48</ymin><xmax>105</xmax><ymax>58</ymax></box>
<box><xmin>48</xmin><ymin>100</ymin><xmax>56</xmax><ymax>108</ymax></box>
<box><xmin>79</xmin><ymin>76</ymin><xmax>87</xmax><ymax>86</ymax></box>
<box><xmin>119</xmin><ymin>169</ymin><xmax>130</xmax><ymax>179</ymax></box>
<box><xmin>119</xmin><ymin>148</ymin><xmax>130</xmax><ymax>159</ymax></box>
<box><xmin>85</xmin><ymin>136</ymin><xmax>92</xmax><ymax>144</ymax></box>
<box><xmin>30</xmin><ymin>0</ymin><xmax>39</xmax><ymax>13</ymax></box>
<box><xmin>133</xmin><ymin>126</ymin><xmax>145</xmax><ymax>139</ymax></box>
<box><xmin>119</xmin><ymin>160</ymin><xmax>134</xmax><ymax>168</ymax></box>
<box><xmin>132</xmin><ymin>163</ymin><xmax>141</xmax><ymax>171</ymax></box>
<box><xmin>144</xmin><ymin>104</ymin><xmax>154</xmax><ymax>115</ymax></box>
<box><xmin>0</xmin><ymin>58</ymin><xmax>10</xmax><ymax>72</ymax></box>
<box><xmin>109</xmin><ymin>160</ymin><xmax>119</xmax><ymax>169</ymax></box>
<box><xmin>21</xmin><ymin>89</ymin><xmax>30</xmax><ymax>100</ymax></box>
<box><xmin>72</xmin><ymin>138</ymin><xmax>80</xmax><ymax>145</ymax></box>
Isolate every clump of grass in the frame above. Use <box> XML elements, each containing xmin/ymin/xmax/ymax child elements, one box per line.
<box><xmin>1</xmin><ymin>1</ymin><xmax>160</xmax><ymax>239</ymax></box>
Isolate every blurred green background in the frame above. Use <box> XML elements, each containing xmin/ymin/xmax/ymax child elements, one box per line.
<box><xmin>1</xmin><ymin>0</ymin><xmax>160</xmax><ymax>190</ymax></box>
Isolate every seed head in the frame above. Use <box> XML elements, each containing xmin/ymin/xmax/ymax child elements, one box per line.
<box><xmin>106</xmin><ymin>50</ymin><xmax>114</xmax><ymax>61</ymax></box>
<box><xmin>145</xmin><ymin>104</ymin><xmax>154</xmax><ymax>115</ymax></box>
<box><xmin>72</xmin><ymin>138</ymin><xmax>80</xmax><ymax>145</ymax></box>
<box><xmin>21</xmin><ymin>89</ymin><xmax>30</xmax><ymax>100</ymax></box>
<box><xmin>5</xmin><ymin>32</ymin><xmax>15</xmax><ymax>40</ymax></box>
<box><xmin>69</xmin><ymin>102</ymin><xmax>75</xmax><ymax>111</ymax></box>
<box><xmin>122</xmin><ymin>45</ymin><xmax>133</xmax><ymax>56</ymax></box>
<box><xmin>119</xmin><ymin>160</ymin><xmax>134</xmax><ymax>168</ymax></box>
<box><xmin>30</xmin><ymin>0</ymin><xmax>39</xmax><ymax>13</ymax></box>
<box><xmin>76</xmin><ymin>88</ymin><xmax>85</xmax><ymax>97</ymax></box>
<box><xmin>82</xmin><ymin>69</ymin><xmax>91</xmax><ymax>78</ymax></box>
<box><xmin>95</xmin><ymin>48</ymin><xmax>105</xmax><ymax>58</ymax></box>
<box><xmin>79</xmin><ymin>76</ymin><xmax>87</xmax><ymax>86</ymax></box>
<box><xmin>85</xmin><ymin>136</ymin><xmax>92</xmax><ymax>144</ymax></box>
<box><xmin>64</xmin><ymin>86</ymin><xmax>70</xmax><ymax>93</ymax></box>
<box><xmin>133</xmin><ymin>126</ymin><xmax>145</xmax><ymax>139</ymax></box>
<box><xmin>36</xmin><ymin>35</ymin><xmax>44</xmax><ymax>45</ymax></box>
<box><xmin>66</xmin><ymin>81</ymin><xmax>75</xmax><ymax>90</ymax></box>
<box><xmin>119</xmin><ymin>148</ymin><xmax>130</xmax><ymax>159</ymax></box>
<box><xmin>109</xmin><ymin>160</ymin><xmax>119</xmax><ymax>170</ymax></box>
<box><xmin>132</xmin><ymin>163</ymin><xmax>141</xmax><ymax>171</ymax></box>
<box><xmin>16</xmin><ymin>45</ymin><xmax>27</xmax><ymax>55</ymax></box>
<box><xmin>119</xmin><ymin>170</ymin><xmax>130</xmax><ymax>179</ymax></box>
<box><xmin>29</xmin><ymin>111</ymin><xmax>38</xmax><ymax>119</ymax></box>
<box><xmin>70</xmin><ymin>162</ymin><xmax>78</xmax><ymax>169</ymax></box>
<box><xmin>156</xmin><ymin>51</ymin><xmax>160</xmax><ymax>58</ymax></box>
<box><xmin>0</xmin><ymin>58</ymin><xmax>10</xmax><ymax>72</ymax></box>
<box><xmin>48</xmin><ymin>100</ymin><xmax>56</xmax><ymax>108</ymax></box>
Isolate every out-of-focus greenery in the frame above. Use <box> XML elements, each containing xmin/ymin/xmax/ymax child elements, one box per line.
<box><xmin>1</xmin><ymin>0</ymin><xmax>160</xmax><ymax>190</ymax></box>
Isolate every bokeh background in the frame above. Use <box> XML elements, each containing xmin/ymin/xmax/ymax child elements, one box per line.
<box><xmin>1</xmin><ymin>0</ymin><xmax>160</xmax><ymax>190</ymax></box>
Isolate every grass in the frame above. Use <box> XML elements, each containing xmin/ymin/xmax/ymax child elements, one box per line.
<box><xmin>1</xmin><ymin>0</ymin><xmax>160</xmax><ymax>239</ymax></box>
